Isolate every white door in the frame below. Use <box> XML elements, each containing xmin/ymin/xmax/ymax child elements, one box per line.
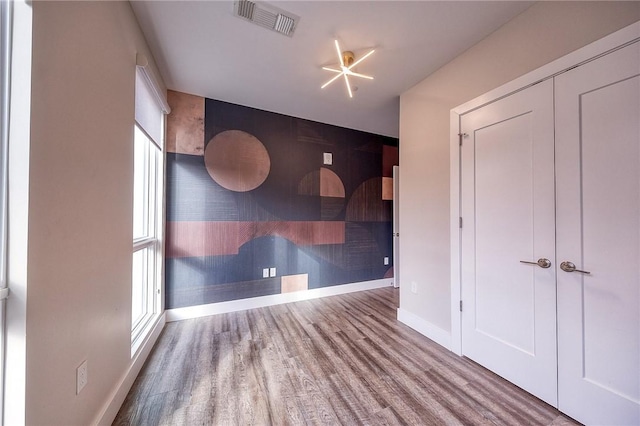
<box><xmin>460</xmin><ymin>80</ymin><xmax>558</xmax><ymax>406</ymax></box>
<box><xmin>393</xmin><ymin>165</ymin><xmax>399</xmax><ymax>288</ymax></box>
<box><xmin>555</xmin><ymin>41</ymin><xmax>640</xmax><ymax>425</ymax></box>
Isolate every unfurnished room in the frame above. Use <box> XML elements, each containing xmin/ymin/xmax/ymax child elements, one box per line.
<box><xmin>1</xmin><ymin>1</ymin><xmax>639</xmax><ymax>425</ymax></box>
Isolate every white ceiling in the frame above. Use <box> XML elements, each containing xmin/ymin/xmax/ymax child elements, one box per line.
<box><xmin>130</xmin><ymin>1</ymin><xmax>533</xmax><ymax>137</ymax></box>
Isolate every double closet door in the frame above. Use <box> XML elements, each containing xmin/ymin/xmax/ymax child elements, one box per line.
<box><xmin>460</xmin><ymin>41</ymin><xmax>639</xmax><ymax>425</ymax></box>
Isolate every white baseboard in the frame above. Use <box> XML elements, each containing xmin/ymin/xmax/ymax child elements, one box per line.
<box><xmin>397</xmin><ymin>308</ymin><xmax>452</xmax><ymax>350</ymax></box>
<box><xmin>166</xmin><ymin>278</ymin><xmax>394</xmax><ymax>322</ymax></box>
<box><xmin>95</xmin><ymin>313</ymin><xmax>166</xmax><ymax>426</ymax></box>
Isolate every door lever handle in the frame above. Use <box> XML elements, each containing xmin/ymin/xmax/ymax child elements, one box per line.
<box><xmin>520</xmin><ymin>258</ymin><xmax>551</xmax><ymax>269</ymax></box>
<box><xmin>560</xmin><ymin>261</ymin><xmax>590</xmax><ymax>274</ymax></box>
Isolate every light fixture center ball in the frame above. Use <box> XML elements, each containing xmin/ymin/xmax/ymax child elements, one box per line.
<box><xmin>342</xmin><ymin>51</ymin><xmax>355</xmax><ymax>67</ymax></box>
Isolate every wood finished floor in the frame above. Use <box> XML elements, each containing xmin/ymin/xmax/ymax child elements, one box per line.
<box><xmin>114</xmin><ymin>287</ymin><xmax>579</xmax><ymax>426</ymax></box>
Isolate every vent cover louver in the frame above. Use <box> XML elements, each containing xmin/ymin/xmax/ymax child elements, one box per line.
<box><xmin>233</xmin><ymin>0</ymin><xmax>299</xmax><ymax>37</ymax></box>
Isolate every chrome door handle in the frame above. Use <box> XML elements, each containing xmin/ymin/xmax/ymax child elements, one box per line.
<box><xmin>560</xmin><ymin>261</ymin><xmax>590</xmax><ymax>274</ymax></box>
<box><xmin>520</xmin><ymin>258</ymin><xmax>551</xmax><ymax>269</ymax></box>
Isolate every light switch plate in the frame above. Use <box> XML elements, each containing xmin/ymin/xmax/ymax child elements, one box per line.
<box><xmin>384</xmin><ymin>257</ymin><xmax>389</xmax><ymax>265</ymax></box>
<box><xmin>323</xmin><ymin>152</ymin><xmax>333</xmax><ymax>165</ymax></box>
<box><xmin>269</xmin><ymin>267</ymin><xmax>276</xmax><ymax>277</ymax></box>
<box><xmin>262</xmin><ymin>268</ymin><xmax>270</xmax><ymax>278</ymax></box>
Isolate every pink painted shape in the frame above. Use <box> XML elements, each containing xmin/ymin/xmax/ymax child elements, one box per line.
<box><xmin>166</xmin><ymin>221</ymin><xmax>346</xmax><ymax>258</ymax></box>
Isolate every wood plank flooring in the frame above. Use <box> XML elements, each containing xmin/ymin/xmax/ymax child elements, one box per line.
<box><xmin>113</xmin><ymin>287</ymin><xmax>579</xmax><ymax>425</ymax></box>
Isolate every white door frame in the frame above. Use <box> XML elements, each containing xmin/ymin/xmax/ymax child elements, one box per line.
<box><xmin>449</xmin><ymin>21</ymin><xmax>640</xmax><ymax>356</ymax></box>
<box><xmin>393</xmin><ymin>165</ymin><xmax>400</xmax><ymax>288</ymax></box>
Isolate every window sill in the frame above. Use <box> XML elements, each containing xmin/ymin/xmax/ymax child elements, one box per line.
<box><xmin>131</xmin><ymin>311</ymin><xmax>162</xmax><ymax>358</ymax></box>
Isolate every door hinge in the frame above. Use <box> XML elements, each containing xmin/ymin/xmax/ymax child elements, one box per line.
<box><xmin>459</xmin><ymin>300</ymin><xmax>463</xmax><ymax>312</ymax></box>
<box><xmin>0</xmin><ymin>287</ymin><xmax>9</xmax><ymax>301</ymax></box>
<box><xmin>458</xmin><ymin>133</ymin><xmax>467</xmax><ymax>146</ymax></box>
<box><xmin>459</xmin><ymin>217</ymin><xmax>463</xmax><ymax>228</ymax></box>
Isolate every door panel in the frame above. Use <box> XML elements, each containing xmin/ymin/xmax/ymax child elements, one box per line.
<box><xmin>555</xmin><ymin>42</ymin><xmax>640</xmax><ymax>425</ymax></box>
<box><xmin>461</xmin><ymin>79</ymin><xmax>557</xmax><ymax>406</ymax></box>
<box><xmin>475</xmin><ymin>113</ymin><xmax>536</xmax><ymax>354</ymax></box>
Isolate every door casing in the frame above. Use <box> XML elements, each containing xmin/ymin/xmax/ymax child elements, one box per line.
<box><xmin>449</xmin><ymin>21</ymin><xmax>640</xmax><ymax>356</ymax></box>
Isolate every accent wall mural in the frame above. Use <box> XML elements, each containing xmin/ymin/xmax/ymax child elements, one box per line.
<box><xmin>165</xmin><ymin>91</ymin><xmax>399</xmax><ymax>309</ymax></box>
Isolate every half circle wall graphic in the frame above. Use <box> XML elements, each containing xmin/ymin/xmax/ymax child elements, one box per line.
<box><xmin>298</xmin><ymin>167</ymin><xmax>345</xmax><ymax>198</ymax></box>
<box><xmin>204</xmin><ymin>130</ymin><xmax>271</xmax><ymax>192</ymax></box>
<box><xmin>298</xmin><ymin>167</ymin><xmax>346</xmax><ymax>220</ymax></box>
<box><xmin>320</xmin><ymin>168</ymin><xmax>345</xmax><ymax>198</ymax></box>
<box><xmin>345</xmin><ymin>177</ymin><xmax>391</xmax><ymax>222</ymax></box>
<box><xmin>297</xmin><ymin>170</ymin><xmax>320</xmax><ymax>196</ymax></box>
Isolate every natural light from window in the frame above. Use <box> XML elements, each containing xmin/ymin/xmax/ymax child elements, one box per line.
<box><xmin>0</xmin><ymin>0</ymin><xmax>11</xmax><ymax>421</ymax></box>
<box><xmin>131</xmin><ymin>64</ymin><xmax>165</xmax><ymax>356</ymax></box>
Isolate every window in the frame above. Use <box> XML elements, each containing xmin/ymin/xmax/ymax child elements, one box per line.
<box><xmin>132</xmin><ymin>62</ymin><xmax>167</xmax><ymax>354</ymax></box>
<box><xmin>0</xmin><ymin>0</ymin><xmax>10</xmax><ymax>420</ymax></box>
<box><xmin>131</xmin><ymin>125</ymin><xmax>160</xmax><ymax>339</ymax></box>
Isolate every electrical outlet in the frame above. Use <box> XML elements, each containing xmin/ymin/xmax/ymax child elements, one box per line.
<box><xmin>269</xmin><ymin>267</ymin><xmax>276</xmax><ymax>277</ymax></box>
<box><xmin>384</xmin><ymin>256</ymin><xmax>389</xmax><ymax>265</ymax></box>
<box><xmin>77</xmin><ymin>360</ymin><xmax>88</xmax><ymax>395</ymax></box>
<box><xmin>411</xmin><ymin>281</ymin><xmax>417</xmax><ymax>294</ymax></box>
<box><xmin>262</xmin><ymin>268</ymin><xmax>269</xmax><ymax>278</ymax></box>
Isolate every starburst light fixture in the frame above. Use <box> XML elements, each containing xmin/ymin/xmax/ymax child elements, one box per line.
<box><xmin>321</xmin><ymin>40</ymin><xmax>375</xmax><ymax>98</ymax></box>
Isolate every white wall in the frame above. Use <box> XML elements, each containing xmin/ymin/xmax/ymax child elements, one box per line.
<box><xmin>398</xmin><ymin>2</ymin><xmax>640</xmax><ymax>336</ymax></box>
<box><xmin>5</xmin><ymin>2</ymin><xmax>165</xmax><ymax>425</ymax></box>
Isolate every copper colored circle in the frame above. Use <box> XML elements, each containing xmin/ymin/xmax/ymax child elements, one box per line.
<box><xmin>204</xmin><ymin>130</ymin><xmax>271</xmax><ymax>192</ymax></box>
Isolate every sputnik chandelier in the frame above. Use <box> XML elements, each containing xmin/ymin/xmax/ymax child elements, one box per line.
<box><xmin>321</xmin><ymin>40</ymin><xmax>375</xmax><ymax>98</ymax></box>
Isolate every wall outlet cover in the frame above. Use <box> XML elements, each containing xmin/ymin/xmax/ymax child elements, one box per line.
<box><xmin>77</xmin><ymin>360</ymin><xmax>88</xmax><ymax>395</ymax></box>
<box><xmin>269</xmin><ymin>267</ymin><xmax>276</xmax><ymax>277</ymax></box>
<box><xmin>384</xmin><ymin>257</ymin><xmax>389</xmax><ymax>265</ymax></box>
<box><xmin>262</xmin><ymin>268</ymin><xmax>269</xmax><ymax>278</ymax></box>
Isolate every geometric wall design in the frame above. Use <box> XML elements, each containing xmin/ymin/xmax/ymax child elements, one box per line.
<box><xmin>382</xmin><ymin>177</ymin><xmax>394</xmax><ymax>201</ymax></box>
<box><xmin>165</xmin><ymin>92</ymin><xmax>399</xmax><ymax>309</ymax></box>
<box><xmin>281</xmin><ymin>273</ymin><xmax>309</xmax><ymax>293</ymax></box>
<box><xmin>204</xmin><ymin>130</ymin><xmax>270</xmax><ymax>192</ymax></box>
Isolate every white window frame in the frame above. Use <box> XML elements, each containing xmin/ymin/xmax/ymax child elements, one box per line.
<box><xmin>131</xmin><ymin>126</ymin><xmax>160</xmax><ymax>341</ymax></box>
<box><xmin>0</xmin><ymin>0</ymin><xmax>11</xmax><ymax>422</ymax></box>
<box><xmin>131</xmin><ymin>57</ymin><xmax>169</xmax><ymax>356</ymax></box>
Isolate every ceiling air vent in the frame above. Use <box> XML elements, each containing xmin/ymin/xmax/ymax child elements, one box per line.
<box><xmin>233</xmin><ymin>0</ymin><xmax>299</xmax><ymax>37</ymax></box>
